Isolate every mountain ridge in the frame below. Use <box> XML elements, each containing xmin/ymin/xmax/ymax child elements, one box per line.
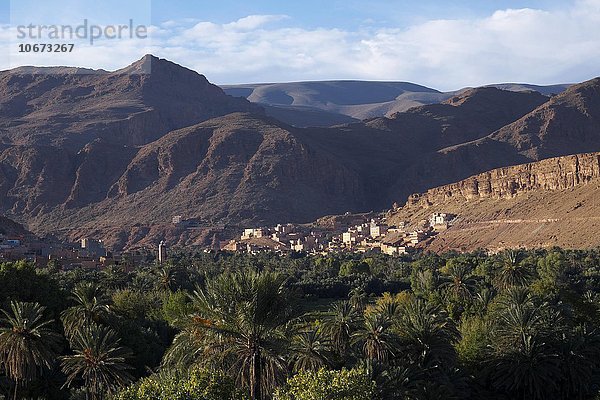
<box><xmin>0</xmin><ymin>55</ymin><xmax>597</xmax><ymax>251</ymax></box>
<box><xmin>223</xmin><ymin>79</ymin><xmax>570</xmax><ymax>127</ymax></box>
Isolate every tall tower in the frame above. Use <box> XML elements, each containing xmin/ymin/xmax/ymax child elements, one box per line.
<box><xmin>158</xmin><ymin>241</ymin><xmax>167</xmax><ymax>264</ymax></box>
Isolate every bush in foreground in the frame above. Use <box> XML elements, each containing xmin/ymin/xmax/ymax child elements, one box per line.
<box><xmin>113</xmin><ymin>367</ymin><xmax>243</xmax><ymax>400</ymax></box>
<box><xmin>273</xmin><ymin>368</ymin><xmax>376</xmax><ymax>400</ymax></box>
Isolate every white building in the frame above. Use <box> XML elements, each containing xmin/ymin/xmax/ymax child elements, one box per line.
<box><xmin>242</xmin><ymin>228</ymin><xmax>268</xmax><ymax>240</ymax></box>
<box><xmin>158</xmin><ymin>241</ymin><xmax>167</xmax><ymax>264</ymax></box>
<box><xmin>369</xmin><ymin>221</ymin><xmax>388</xmax><ymax>238</ymax></box>
<box><xmin>381</xmin><ymin>243</ymin><xmax>407</xmax><ymax>256</ymax></box>
<box><xmin>430</xmin><ymin>213</ymin><xmax>455</xmax><ymax>227</ymax></box>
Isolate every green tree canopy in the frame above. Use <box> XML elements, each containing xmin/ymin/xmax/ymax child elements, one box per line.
<box><xmin>273</xmin><ymin>368</ymin><xmax>376</xmax><ymax>400</ymax></box>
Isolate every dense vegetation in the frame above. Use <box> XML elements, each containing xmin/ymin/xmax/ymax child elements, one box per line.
<box><xmin>2</xmin><ymin>247</ymin><xmax>600</xmax><ymax>399</ymax></box>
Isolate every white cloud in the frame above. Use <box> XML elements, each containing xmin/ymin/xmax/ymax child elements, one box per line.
<box><xmin>1</xmin><ymin>2</ymin><xmax>599</xmax><ymax>90</ymax></box>
<box><xmin>224</xmin><ymin>15</ymin><xmax>289</xmax><ymax>31</ymax></box>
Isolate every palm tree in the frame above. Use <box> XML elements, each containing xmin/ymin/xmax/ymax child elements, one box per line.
<box><xmin>494</xmin><ymin>303</ymin><xmax>542</xmax><ymax>347</ymax></box>
<box><xmin>130</xmin><ymin>273</ymin><xmax>155</xmax><ymax>293</ymax></box>
<box><xmin>394</xmin><ymin>299</ymin><xmax>460</xmax><ymax>367</ymax></box>
<box><xmin>555</xmin><ymin>325</ymin><xmax>600</xmax><ymax>399</ymax></box>
<box><xmin>492</xmin><ymin>289</ymin><xmax>557</xmax><ymax>352</ymax></box>
<box><xmin>289</xmin><ymin>326</ymin><xmax>331</xmax><ymax>372</ymax></box>
<box><xmin>163</xmin><ymin>270</ymin><xmax>296</xmax><ymax>400</ymax></box>
<box><xmin>369</xmin><ymin>361</ymin><xmax>424</xmax><ymax>400</ymax></box>
<box><xmin>473</xmin><ymin>288</ymin><xmax>495</xmax><ymax>317</ymax></box>
<box><xmin>322</xmin><ymin>300</ymin><xmax>362</xmax><ymax>359</ymax></box>
<box><xmin>155</xmin><ymin>266</ymin><xmax>178</xmax><ymax>292</ymax></box>
<box><xmin>61</xmin><ymin>323</ymin><xmax>133</xmax><ymax>400</ymax></box>
<box><xmin>494</xmin><ymin>251</ymin><xmax>533</xmax><ymax>290</ymax></box>
<box><xmin>497</xmin><ymin>286</ymin><xmax>534</xmax><ymax>309</ymax></box>
<box><xmin>440</xmin><ymin>262</ymin><xmax>475</xmax><ymax>302</ymax></box>
<box><xmin>100</xmin><ymin>265</ymin><xmax>127</xmax><ymax>290</ymax></box>
<box><xmin>0</xmin><ymin>301</ymin><xmax>61</xmax><ymax>400</ymax></box>
<box><xmin>488</xmin><ymin>293</ymin><xmax>565</xmax><ymax>400</ymax></box>
<box><xmin>488</xmin><ymin>335</ymin><xmax>560</xmax><ymax>400</ymax></box>
<box><xmin>349</xmin><ymin>288</ymin><xmax>367</xmax><ymax>311</ymax></box>
<box><xmin>352</xmin><ymin>313</ymin><xmax>398</xmax><ymax>363</ymax></box>
<box><xmin>61</xmin><ymin>282</ymin><xmax>113</xmax><ymax>338</ymax></box>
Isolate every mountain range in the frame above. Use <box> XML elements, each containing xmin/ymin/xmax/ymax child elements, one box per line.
<box><xmin>0</xmin><ymin>55</ymin><xmax>598</xmax><ymax>250</ymax></box>
<box><xmin>222</xmin><ymin>80</ymin><xmax>570</xmax><ymax>127</ymax></box>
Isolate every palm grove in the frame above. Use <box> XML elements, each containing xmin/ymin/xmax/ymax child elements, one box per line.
<box><xmin>1</xmin><ymin>247</ymin><xmax>600</xmax><ymax>399</ymax></box>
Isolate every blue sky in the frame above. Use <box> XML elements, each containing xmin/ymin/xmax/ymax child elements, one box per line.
<box><xmin>1</xmin><ymin>0</ymin><xmax>568</xmax><ymax>30</ymax></box>
<box><xmin>1</xmin><ymin>0</ymin><xmax>599</xmax><ymax>90</ymax></box>
<box><xmin>148</xmin><ymin>0</ymin><xmax>568</xmax><ymax>29</ymax></box>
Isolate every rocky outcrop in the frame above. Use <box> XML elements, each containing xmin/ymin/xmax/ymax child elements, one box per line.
<box><xmin>406</xmin><ymin>153</ymin><xmax>600</xmax><ymax>208</ymax></box>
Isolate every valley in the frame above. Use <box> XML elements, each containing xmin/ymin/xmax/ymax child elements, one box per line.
<box><xmin>0</xmin><ymin>55</ymin><xmax>598</xmax><ymax>253</ymax></box>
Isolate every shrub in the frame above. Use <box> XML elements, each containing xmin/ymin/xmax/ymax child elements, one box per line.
<box><xmin>113</xmin><ymin>367</ymin><xmax>243</xmax><ymax>400</ymax></box>
<box><xmin>273</xmin><ymin>368</ymin><xmax>376</xmax><ymax>400</ymax></box>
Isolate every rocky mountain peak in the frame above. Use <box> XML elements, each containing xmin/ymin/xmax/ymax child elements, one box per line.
<box><xmin>117</xmin><ymin>54</ymin><xmax>206</xmax><ymax>81</ymax></box>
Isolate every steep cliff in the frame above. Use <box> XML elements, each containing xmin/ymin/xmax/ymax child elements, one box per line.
<box><xmin>390</xmin><ymin>153</ymin><xmax>600</xmax><ymax>251</ymax></box>
<box><xmin>405</xmin><ymin>153</ymin><xmax>600</xmax><ymax>208</ymax></box>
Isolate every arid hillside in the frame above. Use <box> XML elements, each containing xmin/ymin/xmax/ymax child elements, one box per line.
<box><xmin>0</xmin><ymin>215</ymin><xmax>29</xmax><ymax>236</ymax></box>
<box><xmin>0</xmin><ymin>55</ymin><xmax>598</xmax><ymax>250</ymax></box>
<box><xmin>399</xmin><ymin>77</ymin><xmax>600</xmax><ymax>197</ymax></box>
<box><xmin>0</xmin><ymin>55</ymin><xmax>261</xmax><ymax>150</ymax></box>
<box><xmin>390</xmin><ymin>153</ymin><xmax>600</xmax><ymax>251</ymax></box>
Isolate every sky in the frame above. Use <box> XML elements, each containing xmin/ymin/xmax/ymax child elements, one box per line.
<box><xmin>0</xmin><ymin>0</ymin><xmax>599</xmax><ymax>90</ymax></box>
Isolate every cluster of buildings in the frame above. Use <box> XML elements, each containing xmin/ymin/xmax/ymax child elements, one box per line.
<box><xmin>1</xmin><ymin>211</ymin><xmax>458</xmax><ymax>269</ymax></box>
<box><xmin>55</xmin><ymin>238</ymin><xmax>152</xmax><ymax>270</ymax></box>
<box><xmin>0</xmin><ymin>233</ymin><xmax>148</xmax><ymax>271</ymax></box>
<box><xmin>221</xmin><ymin>212</ymin><xmax>456</xmax><ymax>256</ymax></box>
<box><xmin>223</xmin><ymin>224</ymin><xmax>328</xmax><ymax>253</ymax></box>
<box><xmin>0</xmin><ymin>233</ymin><xmax>37</xmax><ymax>261</ymax></box>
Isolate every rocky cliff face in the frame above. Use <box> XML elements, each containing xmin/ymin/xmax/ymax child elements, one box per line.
<box><xmin>1</xmin><ymin>55</ymin><xmax>599</xmax><ymax>251</ymax></box>
<box><xmin>390</xmin><ymin>152</ymin><xmax>600</xmax><ymax>251</ymax></box>
<box><xmin>388</xmin><ymin>77</ymin><xmax>600</xmax><ymax>203</ymax></box>
<box><xmin>405</xmin><ymin>152</ymin><xmax>600</xmax><ymax>208</ymax></box>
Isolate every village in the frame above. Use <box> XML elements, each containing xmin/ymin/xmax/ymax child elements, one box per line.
<box><xmin>0</xmin><ymin>232</ymin><xmax>150</xmax><ymax>270</ymax></box>
<box><xmin>0</xmin><ymin>211</ymin><xmax>457</xmax><ymax>270</ymax></box>
<box><xmin>221</xmin><ymin>212</ymin><xmax>456</xmax><ymax>256</ymax></box>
